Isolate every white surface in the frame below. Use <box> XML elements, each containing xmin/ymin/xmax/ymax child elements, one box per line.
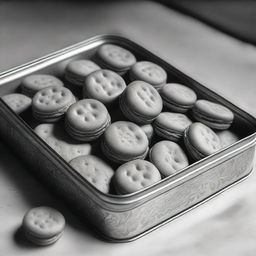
<box><xmin>1</xmin><ymin>1</ymin><xmax>256</xmax><ymax>255</ymax></box>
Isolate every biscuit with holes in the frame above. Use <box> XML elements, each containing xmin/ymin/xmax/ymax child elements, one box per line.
<box><xmin>65</xmin><ymin>59</ymin><xmax>100</xmax><ymax>86</ymax></box>
<box><xmin>217</xmin><ymin>130</ymin><xmax>239</xmax><ymax>148</ymax></box>
<box><xmin>32</xmin><ymin>86</ymin><xmax>76</xmax><ymax>122</ymax></box>
<box><xmin>149</xmin><ymin>140</ymin><xmax>189</xmax><ymax>177</ymax></box>
<box><xmin>129</xmin><ymin>61</ymin><xmax>167</xmax><ymax>90</ymax></box>
<box><xmin>65</xmin><ymin>99</ymin><xmax>111</xmax><ymax>141</ymax></box>
<box><xmin>184</xmin><ymin>122</ymin><xmax>221</xmax><ymax>160</ymax></box>
<box><xmin>192</xmin><ymin>100</ymin><xmax>234</xmax><ymax>130</ymax></box>
<box><xmin>21</xmin><ymin>74</ymin><xmax>64</xmax><ymax>97</ymax></box>
<box><xmin>114</xmin><ymin>159</ymin><xmax>161</xmax><ymax>194</ymax></box>
<box><xmin>120</xmin><ymin>81</ymin><xmax>163</xmax><ymax>124</ymax></box>
<box><xmin>153</xmin><ymin>112</ymin><xmax>192</xmax><ymax>141</ymax></box>
<box><xmin>34</xmin><ymin>123</ymin><xmax>92</xmax><ymax>162</ymax></box>
<box><xmin>95</xmin><ymin>44</ymin><xmax>136</xmax><ymax>74</ymax></box>
<box><xmin>1</xmin><ymin>93</ymin><xmax>32</xmax><ymax>114</ymax></box>
<box><xmin>84</xmin><ymin>69</ymin><xmax>126</xmax><ymax>105</ymax></box>
<box><xmin>101</xmin><ymin>121</ymin><xmax>149</xmax><ymax>163</ymax></box>
<box><xmin>22</xmin><ymin>206</ymin><xmax>65</xmax><ymax>246</ymax></box>
<box><xmin>160</xmin><ymin>83</ymin><xmax>197</xmax><ymax>113</ymax></box>
<box><xmin>69</xmin><ymin>155</ymin><xmax>114</xmax><ymax>193</ymax></box>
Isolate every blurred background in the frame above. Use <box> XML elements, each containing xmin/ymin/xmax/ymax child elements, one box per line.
<box><xmin>1</xmin><ymin>0</ymin><xmax>256</xmax><ymax>69</ymax></box>
<box><xmin>160</xmin><ymin>0</ymin><xmax>256</xmax><ymax>45</ymax></box>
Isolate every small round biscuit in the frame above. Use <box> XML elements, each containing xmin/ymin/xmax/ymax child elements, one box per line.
<box><xmin>69</xmin><ymin>155</ymin><xmax>114</xmax><ymax>193</ymax></box>
<box><xmin>217</xmin><ymin>130</ymin><xmax>240</xmax><ymax>148</ymax></box>
<box><xmin>21</xmin><ymin>74</ymin><xmax>64</xmax><ymax>97</ymax></box>
<box><xmin>114</xmin><ymin>159</ymin><xmax>161</xmax><ymax>194</ymax></box>
<box><xmin>32</xmin><ymin>86</ymin><xmax>76</xmax><ymax>122</ymax></box>
<box><xmin>34</xmin><ymin>123</ymin><xmax>92</xmax><ymax>162</ymax></box>
<box><xmin>160</xmin><ymin>83</ymin><xmax>197</xmax><ymax>113</ymax></box>
<box><xmin>83</xmin><ymin>69</ymin><xmax>126</xmax><ymax>105</ymax></box>
<box><xmin>149</xmin><ymin>140</ymin><xmax>189</xmax><ymax>177</ymax></box>
<box><xmin>1</xmin><ymin>93</ymin><xmax>32</xmax><ymax>114</ymax></box>
<box><xmin>184</xmin><ymin>122</ymin><xmax>221</xmax><ymax>160</ymax></box>
<box><xmin>120</xmin><ymin>81</ymin><xmax>163</xmax><ymax>124</ymax></box>
<box><xmin>101</xmin><ymin>121</ymin><xmax>149</xmax><ymax>163</ymax></box>
<box><xmin>65</xmin><ymin>59</ymin><xmax>101</xmax><ymax>86</ymax></box>
<box><xmin>153</xmin><ymin>112</ymin><xmax>192</xmax><ymax>141</ymax></box>
<box><xmin>22</xmin><ymin>206</ymin><xmax>65</xmax><ymax>246</ymax></box>
<box><xmin>95</xmin><ymin>44</ymin><xmax>136</xmax><ymax>74</ymax></box>
<box><xmin>129</xmin><ymin>61</ymin><xmax>167</xmax><ymax>90</ymax></box>
<box><xmin>65</xmin><ymin>99</ymin><xmax>111</xmax><ymax>141</ymax></box>
<box><xmin>192</xmin><ymin>100</ymin><xmax>234</xmax><ymax>130</ymax></box>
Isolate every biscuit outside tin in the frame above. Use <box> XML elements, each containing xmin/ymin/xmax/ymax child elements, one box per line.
<box><xmin>0</xmin><ymin>35</ymin><xmax>255</xmax><ymax>242</ymax></box>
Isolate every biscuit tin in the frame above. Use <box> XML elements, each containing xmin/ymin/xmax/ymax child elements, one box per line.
<box><xmin>0</xmin><ymin>35</ymin><xmax>255</xmax><ymax>241</ymax></box>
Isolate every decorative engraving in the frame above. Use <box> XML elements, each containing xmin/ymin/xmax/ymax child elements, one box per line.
<box><xmin>97</xmin><ymin>149</ymin><xmax>254</xmax><ymax>239</ymax></box>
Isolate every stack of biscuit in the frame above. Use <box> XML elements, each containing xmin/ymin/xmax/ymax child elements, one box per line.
<box><xmin>119</xmin><ymin>81</ymin><xmax>163</xmax><ymax>124</ymax></box>
<box><xmin>22</xmin><ymin>207</ymin><xmax>65</xmax><ymax>246</ymax></box>
<box><xmin>21</xmin><ymin>74</ymin><xmax>64</xmax><ymax>97</ymax></box>
<box><xmin>101</xmin><ymin>121</ymin><xmax>149</xmax><ymax>164</ymax></box>
<box><xmin>65</xmin><ymin>59</ymin><xmax>100</xmax><ymax>87</ymax></box>
<box><xmin>32</xmin><ymin>86</ymin><xmax>76</xmax><ymax>122</ymax></box>
<box><xmin>129</xmin><ymin>61</ymin><xmax>167</xmax><ymax>91</ymax></box>
<box><xmin>65</xmin><ymin>99</ymin><xmax>111</xmax><ymax>142</ymax></box>
<box><xmin>94</xmin><ymin>44</ymin><xmax>137</xmax><ymax>75</ymax></box>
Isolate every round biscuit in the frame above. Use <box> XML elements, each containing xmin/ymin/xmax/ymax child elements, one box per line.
<box><xmin>66</xmin><ymin>99</ymin><xmax>110</xmax><ymax>132</ymax></box>
<box><xmin>192</xmin><ymin>100</ymin><xmax>234</xmax><ymax>129</ymax></box>
<box><xmin>130</xmin><ymin>61</ymin><xmax>167</xmax><ymax>88</ymax></box>
<box><xmin>160</xmin><ymin>83</ymin><xmax>197</xmax><ymax>111</ymax></box>
<box><xmin>124</xmin><ymin>81</ymin><xmax>162</xmax><ymax>116</ymax></box>
<box><xmin>155</xmin><ymin>112</ymin><xmax>192</xmax><ymax>133</ymax></box>
<box><xmin>22</xmin><ymin>206</ymin><xmax>65</xmax><ymax>239</ymax></box>
<box><xmin>102</xmin><ymin>121</ymin><xmax>149</xmax><ymax>163</ymax></box>
<box><xmin>186</xmin><ymin>122</ymin><xmax>221</xmax><ymax>157</ymax></box>
<box><xmin>1</xmin><ymin>93</ymin><xmax>32</xmax><ymax>114</ymax></box>
<box><xmin>69</xmin><ymin>155</ymin><xmax>114</xmax><ymax>193</ymax></box>
<box><xmin>149</xmin><ymin>140</ymin><xmax>189</xmax><ymax>177</ymax></box>
<box><xmin>84</xmin><ymin>69</ymin><xmax>126</xmax><ymax>104</ymax></box>
<box><xmin>153</xmin><ymin>112</ymin><xmax>192</xmax><ymax>141</ymax></box>
<box><xmin>96</xmin><ymin>44</ymin><xmax>136</xmax><ymax>70</ymax></box>
<box><xmin>114</xmin><ymin>159</ymin><xmax>161</xmax><ymax>194</ymax></box>
<box><xmin>34</xmin><ymin>123</ymin><xmax>92</xmax><ymax>162</ymax></box>
<box><xmin>65</xmin><ymin>59</ymin><xmax>100</xmax><ymax>86</ymax></box>
<box><xmin>32</xmin><ymin>86</ymin><xmax>75</xmax><ymax>114</ymax></box>
<box><xmin>21</xmin><ymin>74</ymin><xmax>63</xmax><ymax>97</ymax></box>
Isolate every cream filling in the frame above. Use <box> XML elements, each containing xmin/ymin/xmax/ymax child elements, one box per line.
<box><xmin>101</xmin><ymin>138</ymin><xmax>148</xmax><ymax>163</ymax></box>
<box><xmin>161</xmin><ymin>94</ymin><xmax>193</xmax><ymax>110</ymax></box>
<box><xmin>93</xmin><ymin>54</ymin><xmax>130</xmax><ymax>73</ymax></box>
<box><xmin>192</xmin><ymin>108</ymin><xmax>233</xmax><ymax>125</ymax></box>
<box><xmin>65</xmin><ymin>114</ymin><xmax>111</xmax><ymax>139</ymax></box>
<box><xmin>183</xmin><ymin>128</ymin><xmax>205</xmax><ymax>160</ymax></box>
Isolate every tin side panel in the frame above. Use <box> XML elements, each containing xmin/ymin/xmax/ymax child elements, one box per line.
<box><xmin>98</xmin><ymin>147</ymin><xmax>254</xmax><ymax>240</ymax></box>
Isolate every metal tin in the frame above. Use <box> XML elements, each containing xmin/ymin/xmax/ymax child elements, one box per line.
<box><xmin>0</xmin><ymin>35</ymin><xmax>255</xmax><ymax>242</ymax></box>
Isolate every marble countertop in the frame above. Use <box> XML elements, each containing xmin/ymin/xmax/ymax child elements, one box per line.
<box><xmin>1</xmin><ymin>1</ymin><xmax>256</xmax><ymax>255</ymax></box>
